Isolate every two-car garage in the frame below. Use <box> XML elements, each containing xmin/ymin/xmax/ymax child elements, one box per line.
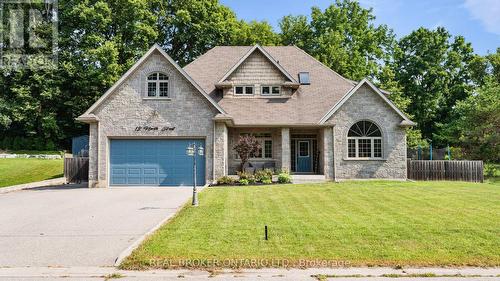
<box><xmin>109</xmin><ymin>139</ymin><xmax>205</xmax><ymax>186</ymax></box>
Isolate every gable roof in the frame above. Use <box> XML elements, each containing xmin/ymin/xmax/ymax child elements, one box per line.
<box><xmin>217</xmin><ymin>45</ymin><xmax>297</xmax><ymax>83</ymax></box>
<box><xmin>184</xmin><ymin>45</ymin><xmax>356</xmax><ymax>125</ymax></box>
<box><xmin>78</xmin><ymin>44</ymin><xmax>225</xmax><ymax>120</ymax></box>
<box><xmin>319</xmin><ymin>78</ymin><xmax>415</xmax><ymax>125</ymax></box>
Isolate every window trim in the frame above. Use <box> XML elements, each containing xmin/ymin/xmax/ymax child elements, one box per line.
<box><xmin>145</xmin><ymin>72</ymin><xmax>171</xmax><ymax>99</ymax></box>
<box><xmin>234</xmin><ymin>85</ymin><xmax>254</xmax><ymax>96</ymax></box>
<box><xmin>261</xmin><ymin>85</ymin><xmax>281</xmax><ymax>96</ymax></box>
<box><xmin>346</xmin><ymin>120</ymin><xmax>383</xmax><ymax>160</ymax></box>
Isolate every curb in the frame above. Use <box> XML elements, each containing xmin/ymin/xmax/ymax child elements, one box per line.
<box><xmin>0</xmin><ymin>177</ymin><xmax>67</xmax><ymax>194</ymax></box>
<box><xmin>113</xmin><ymin>184</ymin><xmax>208</xmax><ymax>267</ymax></box>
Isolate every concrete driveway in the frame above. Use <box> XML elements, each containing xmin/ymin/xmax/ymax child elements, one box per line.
<box><xmin>0</xmin><ymin>185</ymin><xmax>192</xmax><ymax>267</ymax></box>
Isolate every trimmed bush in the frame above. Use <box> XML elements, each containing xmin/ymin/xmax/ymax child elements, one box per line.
<box><xmin>217</xmin><ymin>176</ymin><xmax>235</xmax><ymax>185</ymax></box>
<box><xmin>255</xmin><ymin>168</ymin><xmax>273</xmax><ymax>182</ymax></box>
<box><xmin>239</xmin><ymin>179</ymin><xmax>249</xmax><ymax>185</ymax></box>
<box><xmin>277</xmin><ymin>171</ymin><xmax>292</xmax><ymax>184</ymax></box>
<box><xmin>262</xmin><ymin>178</ymin><xmax>272</xmax><ymax>185</ymax></box>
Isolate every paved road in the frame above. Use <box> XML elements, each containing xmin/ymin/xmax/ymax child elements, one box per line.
<box><xmin>0</xmin><ymin>185</ymin><xmax>192</xmax><ymax>267</ymax></box>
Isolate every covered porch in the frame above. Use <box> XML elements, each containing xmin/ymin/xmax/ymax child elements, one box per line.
<box><xmin>215</xmin><ymin>124</ymin><xmax>334</xmax><ymax>179</ymax></box>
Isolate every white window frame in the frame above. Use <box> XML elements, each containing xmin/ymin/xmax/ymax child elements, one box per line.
<box><xmin>234</xmin><ymin>85</ymin><xmax>254</xmax><ymax>96</ymax></box>
<box><xmin>145</xmin><ymin>72</ymin><xmax>170</xmax><ymax>99</ymax></box>
<box><xmin>347</xmin><ymin>137</ymin><xmax>383</xmax><ymax>159</ymax></box>
<box><xmin>261</xmin><ymin>85</ymin><xmax>281</xmax><ymax>96</ymax></box>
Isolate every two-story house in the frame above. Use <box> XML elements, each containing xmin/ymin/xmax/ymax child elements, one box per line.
<box><xmin>77</xmin><ymin>44</ymin><xmax>414</xmax><ymax>187</ymax></box>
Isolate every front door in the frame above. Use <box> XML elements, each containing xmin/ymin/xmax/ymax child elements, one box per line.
<box><xmin>296</xmin><ymin>140</ymin><xmax>312</xmax><ymax>172</ymax></box>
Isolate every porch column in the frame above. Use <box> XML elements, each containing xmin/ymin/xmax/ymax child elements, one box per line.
<box><xmin>281</xmin><ymin>128</ymin><xmax>291</xmax><ymax>172</ymax></box>
<box><xmin>88</xmin><ymin>122</ymin><xmax>99</xmax><ymax>188</ymax></box>
<box><xmin>322</xmin><ymin>126</ymin><xmax>334</xmax><ymax>179</ymax></box>
<box><xmin>213</xmin><ymin>121</ymin><xmax>228</xmax><ymax>181</ymax></box>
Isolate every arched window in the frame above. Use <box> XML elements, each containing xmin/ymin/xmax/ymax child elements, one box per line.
<box><xmin>147</xmin><ymin>72</ymin><xmax>169</xmax><ymax>97</ymax></box>
<box><xmin>347</xmin><ymin>121</ymin><xmax>382</xmax><ymax>159</ymax></box>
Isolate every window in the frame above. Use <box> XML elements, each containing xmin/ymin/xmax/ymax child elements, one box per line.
<box><xmin>237</xmin><ymin>133</ymin><xmax>273</xmax><ymax>159</ymax></box>
<box><xmin>298</xmin><ymin>141</ymin><xmax>309</xmax><ymax>157</ymax></box>
<box><xmin>298</xmin><ymin>72</ymin><xmax>310</xmax><ymax>85</ymax></box>
<box><xmin>347</xmin><ymin>120</ymin><xmax>382</xmax><ymax>159</ymax></box>
<box><xmin>235</xmin><ymin>85</ymin><xmax>254</xmax><ymax>95</ymax></box>
<box><xmin>261</xmin><ymin>85</ymin><xmax>281</xmax><ymax>96</ymax></box>
<box><xmin>147</xmin><ymin>72</ymin><xmax>169</xmax><ymax>98</ymax></box>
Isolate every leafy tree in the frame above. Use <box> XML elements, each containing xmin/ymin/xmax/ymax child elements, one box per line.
<box><xmin>278</xmin><ymin>0</ymin><xmax>395</xmax><ymax>81</ymax></box>
<box><xmin>391</xmin><ymin>27</ymin><xmax>480</xmax><ymax>144</ymax></box>
<box><xmin>233</xmin><ymin>20</ymin><xmax>280</xmax><ymax>46</ymax></box>
<box><xmin>233</xmin><ymin>135</ymin><xmax>261</xmax><ymax>172</ymax></box>
<box><xmin>157</xmin><ymin>0</ymin><xmax>241</xmax><ymax>66</ymax></box>
<box><xmin>446</xmin><ymin>81</ymin><xmax>500</xmax><ymax>162</ymax></box>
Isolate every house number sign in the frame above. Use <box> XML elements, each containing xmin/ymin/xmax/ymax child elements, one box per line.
<box><xmin>135</xmin><ymin>126</ymin><xmax>176</xmax><ymax>132</ymax></box>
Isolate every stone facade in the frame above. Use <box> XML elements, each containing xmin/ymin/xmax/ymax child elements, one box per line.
<box><xmin>325</xmin><ymin>84</ymin><xmax>407</xmax><ymax>180</ymax></box>
<box><xmin>89</xmin><ymin>50</ymin><xmax>219</xmax><ymax>187</ymax></box>
<box><xmin>81</xmin><ymin>45</ymin><xmax>409</xmax><ymax>186</ymax></box>
<box><xmin>224</xmin><ymin>50</ymin><xmax>293</xmax><ymax>97</ymax></box>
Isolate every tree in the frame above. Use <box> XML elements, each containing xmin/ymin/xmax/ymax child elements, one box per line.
<box><xmin>447</xmin><ymin>81</ymin><xmax>500</xmax><ymax>162</ymax></box>
<box><xmin>391</xmin><ymin>27</ymin><xmax>480</xmax><ymax>144</ymax></box>
<box><xmin>278</xmin><ymin>0</ymin><xmax>395</xmax><ymax>81</ymax></box>
<box><xmin>233</xmin><ymin>135</ymin><xmax>261</xmax><ymax>172</ymax></box>
<box><xmin>157</xmin><ymin>0</ymin><xmax>242</xmax><ymax>66</ymax></box>
<box><xmin>233</xmin><ymin>20</ymin><xmax>280</xmax><ymax>46</ymax></box>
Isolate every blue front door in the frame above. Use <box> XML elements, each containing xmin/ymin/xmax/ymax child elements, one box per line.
<box><xmin>296</xmin><ymin>140</ymin><xmax>312</xmax><ymax>172</ymax></box>
<box><xmin>110</xmin><ymin>139</ymin><xmax>205</xmax><ymax>186</ymax></box>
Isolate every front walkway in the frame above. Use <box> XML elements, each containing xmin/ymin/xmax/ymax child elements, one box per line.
<box><xmin>0</xmin><ymin>185</ymin><xmax>192</xmax><ymax>267</ymax></box>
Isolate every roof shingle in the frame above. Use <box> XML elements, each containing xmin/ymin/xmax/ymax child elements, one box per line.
<box><xmin>183</xmin><ymin>46</ymin><xmax>355</xmax><ymax>125</ymax></box>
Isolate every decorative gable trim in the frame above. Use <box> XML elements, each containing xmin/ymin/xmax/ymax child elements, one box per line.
<box><xmin>217</xmin><ymin>45</ymin><xmax>297</xmax><ymax>83</ymax></box>
<box><xmin>79</xmin><ymin>44</ymin><xmax>225</xmax><ymax>120</ymax></box>
<box><xmin>318</xmin><ymin>78</ymin><xmax>416</xmax><ymax>125</ymax></box>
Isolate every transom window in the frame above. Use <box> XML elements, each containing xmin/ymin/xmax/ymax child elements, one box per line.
<box><xmin>261</xmin><ymin>85</ymin><xmax>281</xmax><ymax>95</ymax></box>
<box><xmin>236</xmin><ymin>133</ymin><xmax>272</xmax><ymax>159</ymax></box>
<box><xmin>347</xmin><ymin>121</ymin><xmax>382</xmax><ymax>159</ymax></box>
<box><xmin>235</xmin><ymin>86</ymin><xmax>254</xmax><ymax>95</ymax></box>
<box><xmin>147</xmin><ymin>72</ymin><xmax>169</xmax><ymax>98</ymax></box>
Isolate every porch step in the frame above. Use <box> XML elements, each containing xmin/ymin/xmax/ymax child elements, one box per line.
<box><xmin>291</xmin><ymin>174</ymin><xmax>327</xmax><ymax>184</ymax></box>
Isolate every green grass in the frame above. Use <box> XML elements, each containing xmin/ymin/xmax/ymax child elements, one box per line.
<box><xmin>0</xmin><ymin>158</ymin><xmax>63</xmax><ymax>188</ymax></box>
<box><xmin>122</xmin><ymin>181</ymin><xmax>500</xmax><ymax>269</ymax></box>
<box><xmin>7</xmin><ymin>150</ymin><xmax>63</xmax><ymax>155</ymax></box>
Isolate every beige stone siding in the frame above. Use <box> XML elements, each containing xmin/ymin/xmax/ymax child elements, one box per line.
<box><xmin>89</xmin><ymin>50</ymin><xmax>219</xmax><ymax>187</ymax></box>
<box><xmin>224</xmin><ymin>50</ymin><xmax>293</xmax><ymax>97</ymax></box>
<box><xmin>325</xmin><ymin>84</ymin><xmax>407</xmax><ymax>180</ymax></box>
<box><xmin>227</xmin><ymin>128</ymin><xmax>283</xmax><ymax>174</ymax></box>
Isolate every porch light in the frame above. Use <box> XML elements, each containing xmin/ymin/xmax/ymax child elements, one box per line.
<box><xmin>198</xmin><ymin>146</ymin><xmax>204</xmax><ymax>156</ymax></box>
<box><xmin>186</xmin><ymin>146</ymin><xmax>195</xmax><ymax>156</ymax></box>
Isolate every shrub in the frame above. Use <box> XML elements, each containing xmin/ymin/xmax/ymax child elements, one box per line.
<box><xmin>239</xmin><ymin>179</ymin><xmax>249</xmax><ymax>185</ymax></box>
<box><xmin>233</xmin><ymin>135</ymin><xmax>261</xmax><ymax>171</ymax></box>
<box><xmin>277</xmin><ymin>171</ymin><xmax>292</xmax><ymax>184</ymax></box>
<box><xmin>255</xmin><ymin>168</ymin><xmax>273</xmax><ymax>182</ymax></box>
<box><xmin>237</xmin><ymin>171</ymin><xmax>255</xmax><ymax>184</ymax></box>
<box><xmin>217</xmin><ymin>176</ymin><xmax>235</xmax><ymax>185</ymax></box>
<box><xmin>262</xmin><ymin>178</ymin><xmax>272</xmax><ymax>185</ymax></box>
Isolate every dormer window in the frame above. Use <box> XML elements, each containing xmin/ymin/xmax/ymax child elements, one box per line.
<box><xmin>235</xmin><ymin>86</ymin><xmax>254</xmax><ymax>95</ymax></box>
<box><xmin>147</xmin><ymin>72</ymin><xmax>169</xmax><ymax>98</ymax></box>
<box><xmin>261</xmin><ymin>85</ymin><xmax>281</xmax><ymax>96</ymax></box>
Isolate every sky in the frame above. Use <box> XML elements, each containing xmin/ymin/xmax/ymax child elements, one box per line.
<box><xmin>220</xmin><ymin>0</ymin><xmax>500</xmax><ymax>55</ymax></box>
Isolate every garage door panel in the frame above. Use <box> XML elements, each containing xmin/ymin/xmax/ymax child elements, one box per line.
<box><xmin>110</xmin><ymin>139</ymin><xmax>205</xmax><ymax>186</ymax></box>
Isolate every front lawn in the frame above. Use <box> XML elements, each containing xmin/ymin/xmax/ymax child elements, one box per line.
<box><xmin>0</xmin><ymin>158</ymin><xmax>63</xmax><ymax>188</ymax></box>
<box><xmin>122</xmin><ymin>181</ymin><xmax>500</xmax><ymax>269</ymax></box>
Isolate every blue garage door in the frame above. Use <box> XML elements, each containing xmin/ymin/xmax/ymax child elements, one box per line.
<box><xmin>110</xmin><ymin>139</ymin><xmax>205</xmax><ymax>186</ymax></box>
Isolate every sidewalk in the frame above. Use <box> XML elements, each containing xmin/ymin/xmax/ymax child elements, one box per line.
<box><xmin>0</xmin><ymin>177</ymin><xmax>67</xmax><ymax>194</ymax></box>
<box><xmin>0</xmin><ymin>266</ymin><xmax>498</xmax><ymax>281</ymax></box>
